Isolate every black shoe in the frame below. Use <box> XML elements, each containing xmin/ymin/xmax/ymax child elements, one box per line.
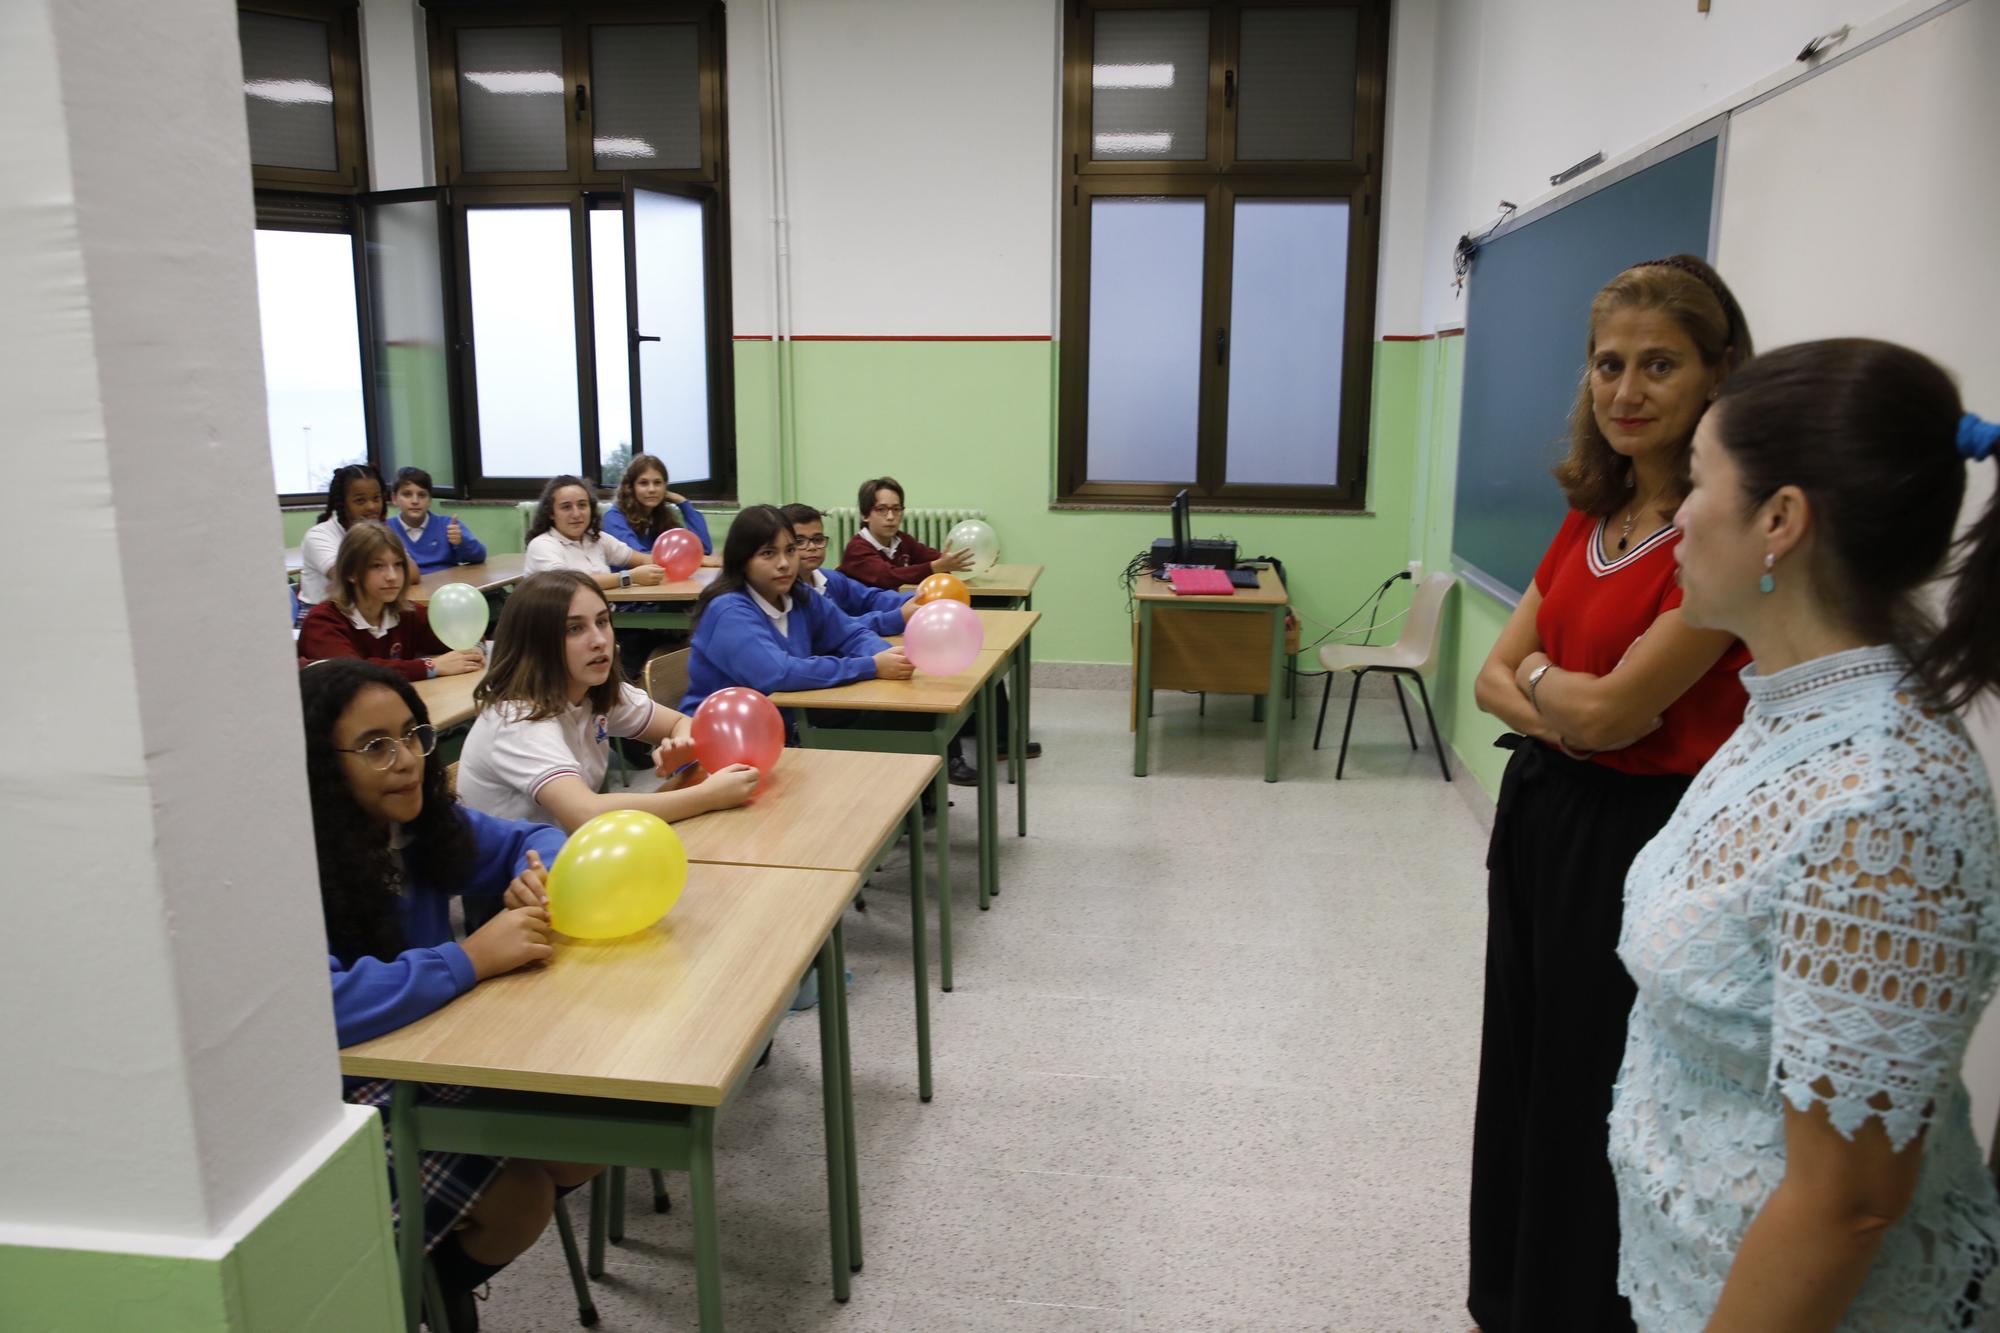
<box><xmin>948</xmin><ymin>756</ymin><xmax>980</xmax><ymax>787</ymax></box>
<box><xmin>997</xmin><ymin>740</ymin><xmax>1042</xmax><ymax>762</ymax></box>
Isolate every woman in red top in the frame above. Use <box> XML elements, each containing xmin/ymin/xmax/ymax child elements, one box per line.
<box><xmin>1467</xmin><ymin>256</ymin><xmax>1754</xmax><ymax>1333</ymax></box>
<box><xmin>299</xmin><ymin>521</ymin><xmax>484</xmax><ymax>682</ymax></box>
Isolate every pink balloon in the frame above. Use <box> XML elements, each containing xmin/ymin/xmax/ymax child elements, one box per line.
<box><xmin>652</xmin><ymin>528</ymin><xmax>704</xmax><ymax>581</ymax></box>
<box><xmin>903</xmin><ymin>600</ymin><xmax>984</xmax><ymax>676</ymax></box>
<box><xmin>691</xmin><ymin>687</ymin><xmax>786</xmax><ymax>775</ymax></box>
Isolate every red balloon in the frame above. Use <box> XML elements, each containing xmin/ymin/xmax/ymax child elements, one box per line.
<box><xmin>652</xmin><ymin>528</ymin><xmax>704</xmax><ymax>581</ymax></box>
<box><xmin>691</xmin><ymin>687</ymin><xmax>785</xmax><ymax>775</ymax></box>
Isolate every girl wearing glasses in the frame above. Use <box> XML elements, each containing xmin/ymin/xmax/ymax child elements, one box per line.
<box><xmin>454</xmin><ymin>571</ymin><xmax>759</xmax><ymax>832</ymax></box>
<box><xmin>302</xmin><ymin>659</ymin><xmax>597</xmax><ymax>1321</ymax></box>
<box><xmin>298</xmin><ymin>522</ymin><xmax>484</xmax><ymax>680</ymax></box>
<box><xmin>603</xmin><ymin>453</ymin><xmax>713</xmax><ymax>556</ymax></box>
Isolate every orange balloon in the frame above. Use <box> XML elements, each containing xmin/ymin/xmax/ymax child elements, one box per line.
<box><xmin>913</xmin><ymin>573</ymin><xmax>971</xmax><ymax>607</ymax></box>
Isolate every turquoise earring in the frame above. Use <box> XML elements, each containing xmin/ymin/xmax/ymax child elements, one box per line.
<box><xmin>1758</xmin><ymin>552</ymin><xmax>1776</xmax><ymax>595</ymax></box>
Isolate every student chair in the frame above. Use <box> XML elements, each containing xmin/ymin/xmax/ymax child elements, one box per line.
<box><xmin>641</xmin><ymin>647</ymin><xmax>692</xmax><ymax>710</ymax></box>
<box><xmin>1313</xmin><ymin>572</ymin><xmax>1455</xmax><ymax>782</ymax></box>
<box><xmin>442</xmin><ymin>760</ymin><xmax>458</xmax><ymax>795</ymax></box>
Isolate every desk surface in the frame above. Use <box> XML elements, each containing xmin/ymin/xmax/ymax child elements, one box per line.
<box><xmin>1131</xmin><ymin>566</ymin><xmax>1287</xmax><ymax>606</ymax></box>
<box><xmin>675</xmin><ymin>749</ymin><xmax>938</xmax><ymax>874</ymax></box>
<box><xmin>604</xmin><ymin>567</ymin><xmax>720</xmax><ymax>603</ymax></box>
<box><xmin>768</xmin><ymin>650</ymin><xmax>997</xmax><ymax>714</ymax></box>
<box><xmin>916</xmin><ymin>563</ymin><xmax>1041</xmax><ymax>599</ymax></box>
<box><xmin>340</xmin><ymin>862</ymin><xmax>859</xmax><ymax>1106</ymax></box>
<box><xmin>885</xmin><ymin>608</ymin><xmax>1038</xmax><ymax>658</ymax></box>
<box><xmin>412</xmin><ymin>555</ymin><xmax>529</xmax><ymax>603</ymax></box>
<box><xmin>414</xmin><ymin>669</ymin><xmax>483</xmax><ymax>730</ymax></box>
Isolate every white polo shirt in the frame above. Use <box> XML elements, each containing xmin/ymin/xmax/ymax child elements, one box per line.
<box><xmin>344</xmin><ymin>602</ymin><xmax>400</xmax><ymax>639</ymax></box>
<box><xmin>525</xmin><ymin>530</ymin><xmax>639</xmax><ymax>577</ymax></box>
<box><xmin>748</xmin><ymin>586</ymin><xmax>792</xmax><ymax>639</ymax></box>
<box><xmin>298</xmin><ymin>517</ymin><xmax>346</xmax><ymax>605</ymax></box>
<box><xmin>454</xmin><ymin>681</ymin><xmax>657</xmax><ymax>823</ymax></box>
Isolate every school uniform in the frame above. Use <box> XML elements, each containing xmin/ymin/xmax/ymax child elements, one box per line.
<box><xmin>838</xmin><ymin>528</ymin><xmax>946</xmax><ymax>590</ymax></box>
<box><xmin>602</xmin><ymin>500</ymin><xmax>714</xmax><ymax>556</ymax></box>
<box><xmin>395</xmin><ymin>512</ymin><xmax>486</xmax><ymax>574</ymax></box>
<box><xmin>809</xmin><ymin>567</ymin><xmax>910</xmax><ymax>637</ymax></box>
<box><xmin>524</xmin><ymin>529</ymin><xmax>641</xmax><ymax>578</ymax></box>
<box><xmin>331</xmin><ymin>805</ymin><xmax>566</xmax><ymax>1253</ymax></box>
<box><xmin>679</xmin><ymin>584</ymin><xmax>886</xmax><ymax>716</ymax></box>
<box><xmin>455</xmin><ymin>681</ymin><xmax>659</xmax><ymax>823</ymax></box>
<box><xmin>297</xmin><ymin>515</ymin><xmax>347</xmax><ymax>606</ymax></box>
<box><xmin>297</xmin><ymin>599</ymin><xmax>452</xmax><ymax>681</ymax></box>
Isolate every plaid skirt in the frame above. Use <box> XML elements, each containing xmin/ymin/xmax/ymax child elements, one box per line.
<box><xmin>348</xmin><ymin>1078</ymin><xmax>507</xmax><ymax>1255</ymax></box>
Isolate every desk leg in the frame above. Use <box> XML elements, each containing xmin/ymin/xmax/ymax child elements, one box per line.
<box><xmin>832</xmin><ymin>921</ymin><xmax>862</xmax><ymax>1272</ymax></box>
<box><xmin>1012</xmin><ymin>636</ymin><xmax>1028</xmax><ymax>837</ymax></box>
<box><xmin>816</xmin><ymin>939</ymin><xmax>852</xmax><ymax>1302</ymax></box>
<box><xmin>1265</xmin><ymin>608</ymin><xmax>1285</xmax><ymax>783</ymax></box>
<box><xmin>932</xmin><ymin>746</ymin><xmax>954</xmax><ymax>993</ymax></box>
<box><xmin>607</xmin><ymin>1166</ymin><xmax>626</xmax><ymax>1243</ymax></box>
<box><xmin>977</xmin><ymin>676</ymin><xmax>996</xmax><ymax>910</ymax></box>
<box><xmin>587</xmin><ymin>1174</ymin><xmax>608</xmax><ymax>1276</ymax></box>
<box><xmin>689</xmin><ymin>1108</ymin><xmax>725</xmax><ymax>1330</ymax></box>
<box><xmin>391</xmin><ymin>1083</ymin><xmax>424</xmax><ymax>1333</ymax></box>
<box><xmin>907</xmin><ymin>805</ymin><xmax>934</xmax><ymax>1102</ymax></box>
<box><xmin>1134</xmin><ymin>600</ymin><xmax>1154</xmax><ymax>776</ymax></box>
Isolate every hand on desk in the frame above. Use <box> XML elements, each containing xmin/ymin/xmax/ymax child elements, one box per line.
<box><xmin>503</xmin><ymin>849</ymin><xmax>550</xmax><ymax>910</ymax></box>
<box><xmin>433</xmin><ymin>648</ymin><xmax>485</xmax><ymax>677</ymax></box>
<box><xmin>874</xmin><ymin>646</ymin><xmax>914</xmax><ymax>680</ymax></box>
<box><xmin>464</xmin><ymin>903</ymin><xmax>553</xmax><ymax>979</ymax></box>
<box><xmin>697</xmin><ymin>763</ymin><xmax>761</xmax><ymax>812</ymax></box>
<box><xmin>931</xmin><ymin>547</ymin><xmax>974</xmax><ymax>575</ymax></box>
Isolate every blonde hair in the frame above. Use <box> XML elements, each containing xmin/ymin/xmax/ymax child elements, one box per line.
<box><xmin>1553</xmin><ymin>255</ymin><xmax>1753</xmax><ymax>517</ymax></box>
<box><xmin>329</xmin><ymin>521</ymin><xmax>418</xmax><ymax>616</ymax></box>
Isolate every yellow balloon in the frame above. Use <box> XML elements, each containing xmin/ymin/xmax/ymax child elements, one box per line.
<box><xmin>546</xmin><ymin>809</ymin><xmax>687</xmax><ymax>940</ymax></box>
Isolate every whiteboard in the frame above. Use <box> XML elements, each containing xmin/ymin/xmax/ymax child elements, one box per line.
<box><xmin>1716</xmin><ymin>0</ymin><xmax>2000</xmax><ymax>1149</ymax></box>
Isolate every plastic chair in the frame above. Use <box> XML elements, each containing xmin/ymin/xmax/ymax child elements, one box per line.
<box><xmin>1313</xmin><ymin>572</ymin><xmax>1455</xmax><ymax>782</ymax></box>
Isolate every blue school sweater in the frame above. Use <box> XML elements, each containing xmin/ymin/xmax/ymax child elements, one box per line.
<box><xmin>680</xmin><ymin>585</ymin><xmax>887</xmax><ymax>715</ymax></box>
<box><xmin>327</xmin><ymin>806</ymin><xmax>565</xmax><ymax>1048</ymax></box>
<box><xmin>394</xmin><ymin>513</ymin><xmax>487</xmax><ymax>574</ymax></box>
<box><xmin>812</xmin><ymin>569</ymin><xmax>910</xmax><ymax>637</ymax></box>
<box><xmin>602</xmin><ymin>501</ymin><xmax>714</xmax><ymax>556</ymax></box>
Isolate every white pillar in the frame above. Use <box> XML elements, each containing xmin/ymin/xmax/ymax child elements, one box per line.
<box><xmin>0</xmin><ymin>0</ymin><xmax>361</xmax><ymax>1251</ymax></box>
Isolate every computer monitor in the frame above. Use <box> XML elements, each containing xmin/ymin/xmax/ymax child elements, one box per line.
<box><xmin>1171</xmin><ymin>488</ymin><xmax>1191</xmax><ymax>563</ymax></box>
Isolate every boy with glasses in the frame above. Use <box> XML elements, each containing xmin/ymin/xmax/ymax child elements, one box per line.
<box><xmin>782</xmin><ymin>503</ymin><xmax>917</xmax><ymax>637</ymax></box>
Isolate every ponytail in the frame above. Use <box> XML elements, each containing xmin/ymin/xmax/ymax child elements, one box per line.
<box><xmin>1920</xmin><ymin>412</ymin><xmax>2000</xmax><ymax>709</ymax></box>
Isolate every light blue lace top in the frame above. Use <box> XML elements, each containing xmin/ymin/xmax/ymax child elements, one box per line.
<box><xmin>1612</xmin><ymin>645</ymin><xmax>2000</xmax><ymax>1330</ymax></box>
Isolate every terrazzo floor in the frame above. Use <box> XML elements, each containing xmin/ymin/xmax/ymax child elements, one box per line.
<box><xmin>473</xmin><ymin>680</ymin><xmax>1493</xmax><ymax>1332</ymax></box>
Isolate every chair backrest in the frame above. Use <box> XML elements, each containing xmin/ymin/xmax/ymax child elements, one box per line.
<box><xmin>443</xmin><ymin>760</ymin><xmax>459</xmax><ymax>796</ymax></box>
<box><xmin>643</xmin><ymin>648</ymin><xmax>694</xmax><ymax>710</ymax></box>
<box><xmin>1396</xmin><ymin>572</ymin><xmax>1457</xmax><ymax>676</ymax></box>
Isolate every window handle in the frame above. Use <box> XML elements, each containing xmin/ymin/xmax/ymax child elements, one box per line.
<box><xmin>1224</xmin><ymin>69</ymin><xmax>1235</xmax><ymax>109</ymax></box>
<box><xmin>575</xmin><ymin>84</ymin><xmax>589</xmax><ymax>122</ymax></box>
<box><xmin>1215</xmin><ymin>326</ymin><xmax>1228</xmax><ymax>366</ymax></box>
<box><xmin>632</xmin><ymin>332</ymin><xmax>661</xmax><ymax>344</ymax></box>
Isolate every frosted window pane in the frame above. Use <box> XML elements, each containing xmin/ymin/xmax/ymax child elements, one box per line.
<box><xmin>1224</xmin><ymin>199</ymin><xmax>1348</xmax><ymax>486</ymax></box>
<box><xmin>591</xmin><ymin>25</ymin><xmax>701</xmax><ymax>171</ymax></box>
<box><xmin>466</xmin><ymin>208</ymin><xmax>581</xmax><ymax>477</ymax></box>
<box><xmin>1086</xmin><ymin>198</ymin><xmax>1204</xmax><ymax>484</ymax></box>
<box><xmin>254</xmin><ymin>230</ymin><xmax>367</xmax><ymax>495</ymax></box>
<box><xmin>631</xmin><ymin>189</ymin><xmax>711</xmax><ymax>485</ymax></box>
<box><xmin>589</xmin><ymin>210</ymin><xmax>633</xmax><ymax>486</ymax></box>
<box><xmin>240</xmin><ymin>13</ymin><xmax>338</xmax><ymax>171</ymax></box>
<box><xmin>364</xmin><ymin>200</ymin><xmax>453</xmax><ymax>487</ymax></box>
<box><xmin>1091</xmin><ymin>10</ymin><xmax>1208</xmax><ymax>161</ymax></box>
<box><xmin>1237</xmin><ymin>8</ymin><xmax>1358</xmax><ymax>161</ymax></box>
<box><xmin>457</xmin><ymin>27</ymin><xmax>568</xmax><ymax>173</ymax></box>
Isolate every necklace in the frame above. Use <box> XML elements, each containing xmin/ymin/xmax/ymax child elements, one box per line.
<box><xmin>1616</xmin><ymin>477</ymin><xmax>1672</xmax><ymax>553</ymax></box>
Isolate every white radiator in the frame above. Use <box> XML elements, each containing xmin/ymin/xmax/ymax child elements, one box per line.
<box><xmin>821</xmin><ymin>506</ymin><xmax>984</xmax><ymax>553</ymax></box>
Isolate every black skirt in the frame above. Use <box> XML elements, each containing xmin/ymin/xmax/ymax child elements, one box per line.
<box><xmin>1467</xmin><ymin>737</ymin><xmax>1691</xmax><ymax>1333</ymax></box>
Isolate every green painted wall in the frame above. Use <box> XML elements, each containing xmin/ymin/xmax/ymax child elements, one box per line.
<box><xmin>0</xmin><ymin>1112</ymin><xmax>401</xmax><ymax>1332</ymax></box>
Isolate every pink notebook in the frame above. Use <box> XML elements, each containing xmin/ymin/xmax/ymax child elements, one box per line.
<box><xmin>1167</xmin><ymin>567</ymin><xmax>1235</xmax><ymax>596</ymax></box>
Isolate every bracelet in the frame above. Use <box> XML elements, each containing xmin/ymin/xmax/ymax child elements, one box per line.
<box><xmin>1526</xmin><ymin>662</ymin><xmax>1553</xmax><ymax>712</ymax></box>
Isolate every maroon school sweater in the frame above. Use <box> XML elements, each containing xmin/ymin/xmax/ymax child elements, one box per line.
<box><xmin>297</xmin><ymin>600</ymin><xmax>452</xmax><ymax>682</ymax></box>
<box><xmin>838</xmin><ymin>531</ymin><xmax>944</xmax><ymax>590</ymax></box>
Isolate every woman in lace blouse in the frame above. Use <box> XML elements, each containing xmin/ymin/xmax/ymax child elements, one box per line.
<box><xmin>1613</xmin><ymin>338</ymin><xmax>2000</xmax><ymax>1330</ymax></box>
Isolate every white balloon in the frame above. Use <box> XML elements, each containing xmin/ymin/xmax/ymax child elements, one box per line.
<box><xmin>945</xmin><ymin>519</ymin><xmax>999</xmax><ymax>576</ymax></box>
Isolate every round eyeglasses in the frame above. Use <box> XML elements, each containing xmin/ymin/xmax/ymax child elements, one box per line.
<box><xmin>334</xmin><ymin>724</ymin><xmax>438</xmax><ymax>771</ymax></box>
<box><xmin>795</xmin><ymin>535</ymin><xmax>830</xmax><ymax>549</ymax></box>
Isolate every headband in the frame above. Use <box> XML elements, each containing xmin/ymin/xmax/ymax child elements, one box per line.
<box><xmin>1636</xmin><ymin>256</ymin><xmax>1739</xmax><ymax>342</ymax></box>
<box><xmin>1961</xmin><ymin>412</ymin><xmax>1999</xmax><ymax>462</ymax></box>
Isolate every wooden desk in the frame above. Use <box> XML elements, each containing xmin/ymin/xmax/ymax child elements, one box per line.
<box><xmin>343</xmin><ymin>863</ymin><xmax>862</xmax><ymax>1329</ymax></box>
<box><xmin>902</xmin><ymin>562</ymin><xmax>1042</xmax><ymax>607</ymax></box>
<box><xmin>676</xmin><ymin>749</ymin><xmax>942</xmax><ymax>1100</ymax></box>
<box><xmin>608</xmin><ymin>566</ymin><xmax>719</xmax><ymax>629</ymax></box>
<box><xmin>1132</xmin><ymin>566</ymin><xmax>1290</xmax><ymax>782</ymax></box>
<box><xmin>410</xmin><ymin>554</ymin><xmax>527</xmax><ymax>604</ymax></box>
<box><xmin>411</xmin><ymin>669</ymin><xmax>483</xmax><ymax>731</ymax></box>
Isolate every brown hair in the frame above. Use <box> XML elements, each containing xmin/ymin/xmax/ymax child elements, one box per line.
<box><xmin>328</xmin><ymin>521</ymin><xmax>418</xmax><ymax>616</ymax></box>
<box><xmin>1553</xmin><ymin>254</ymin><xmax>1754</xmax><ymax>517</ymax></box>
<box><xmin>613</xmin><ymin>453</ymin><xmax>684</xmax><ymax>546</ymax></box>
<box><xmin>857</xmin><ymin>476</ymin><xmax>905</xmax><ymax>516</ymax></box>
<box><xmin>526</xmin><ymin>475</ymin><xmax>602</xmax><ymax>542</ymax></box>
<box><xmin>1712</xmin><ymin>338</ymin><xmax>2000</xmax><ymax>709</ymax></box>
<box><xmin>474</xmin><ymin>571</ymin><xmax>624</xmax><ymax>721</ymax></box>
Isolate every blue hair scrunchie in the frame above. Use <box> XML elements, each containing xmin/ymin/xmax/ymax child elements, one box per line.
<box><xmin>1961</xmin><ymin>412</ymin><xmax>1999</xmax><ymax>462</ymax></box>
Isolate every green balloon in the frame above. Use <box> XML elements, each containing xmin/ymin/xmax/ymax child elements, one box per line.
<box><xmin>429</xmin><ymin>583</ymin><xmax>489</xmax><ymax>651</ymax></box>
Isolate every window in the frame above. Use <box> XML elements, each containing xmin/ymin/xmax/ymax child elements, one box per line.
<box><xmin>428</xmin><ymin>2</ymin><xmax>735</xmax><ymax>499</ymax></box>
<box><xmin>1057</xmin><ymin>1</ymin><xmax>1388</xmax><ymax>509</ymax></box>
<box><xmin>238</xmin><ymin>1</ymin><xmax>368</xmax><ymax>192</ymax></box>
<box><xmin>254</xmin><ymin>219</ymin><xmax>370</xmax><ymax>497</ymax></box>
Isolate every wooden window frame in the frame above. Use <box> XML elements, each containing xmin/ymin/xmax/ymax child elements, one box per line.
<box><xmin>240</xmin><ymin>0</ymin><xmax>371</xmax><ymax>194</ymax></box>
<box><xmin>1057</xmin><ymin>0</ymin><xmax>1389</xmax><ymax>511</ymax></box>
